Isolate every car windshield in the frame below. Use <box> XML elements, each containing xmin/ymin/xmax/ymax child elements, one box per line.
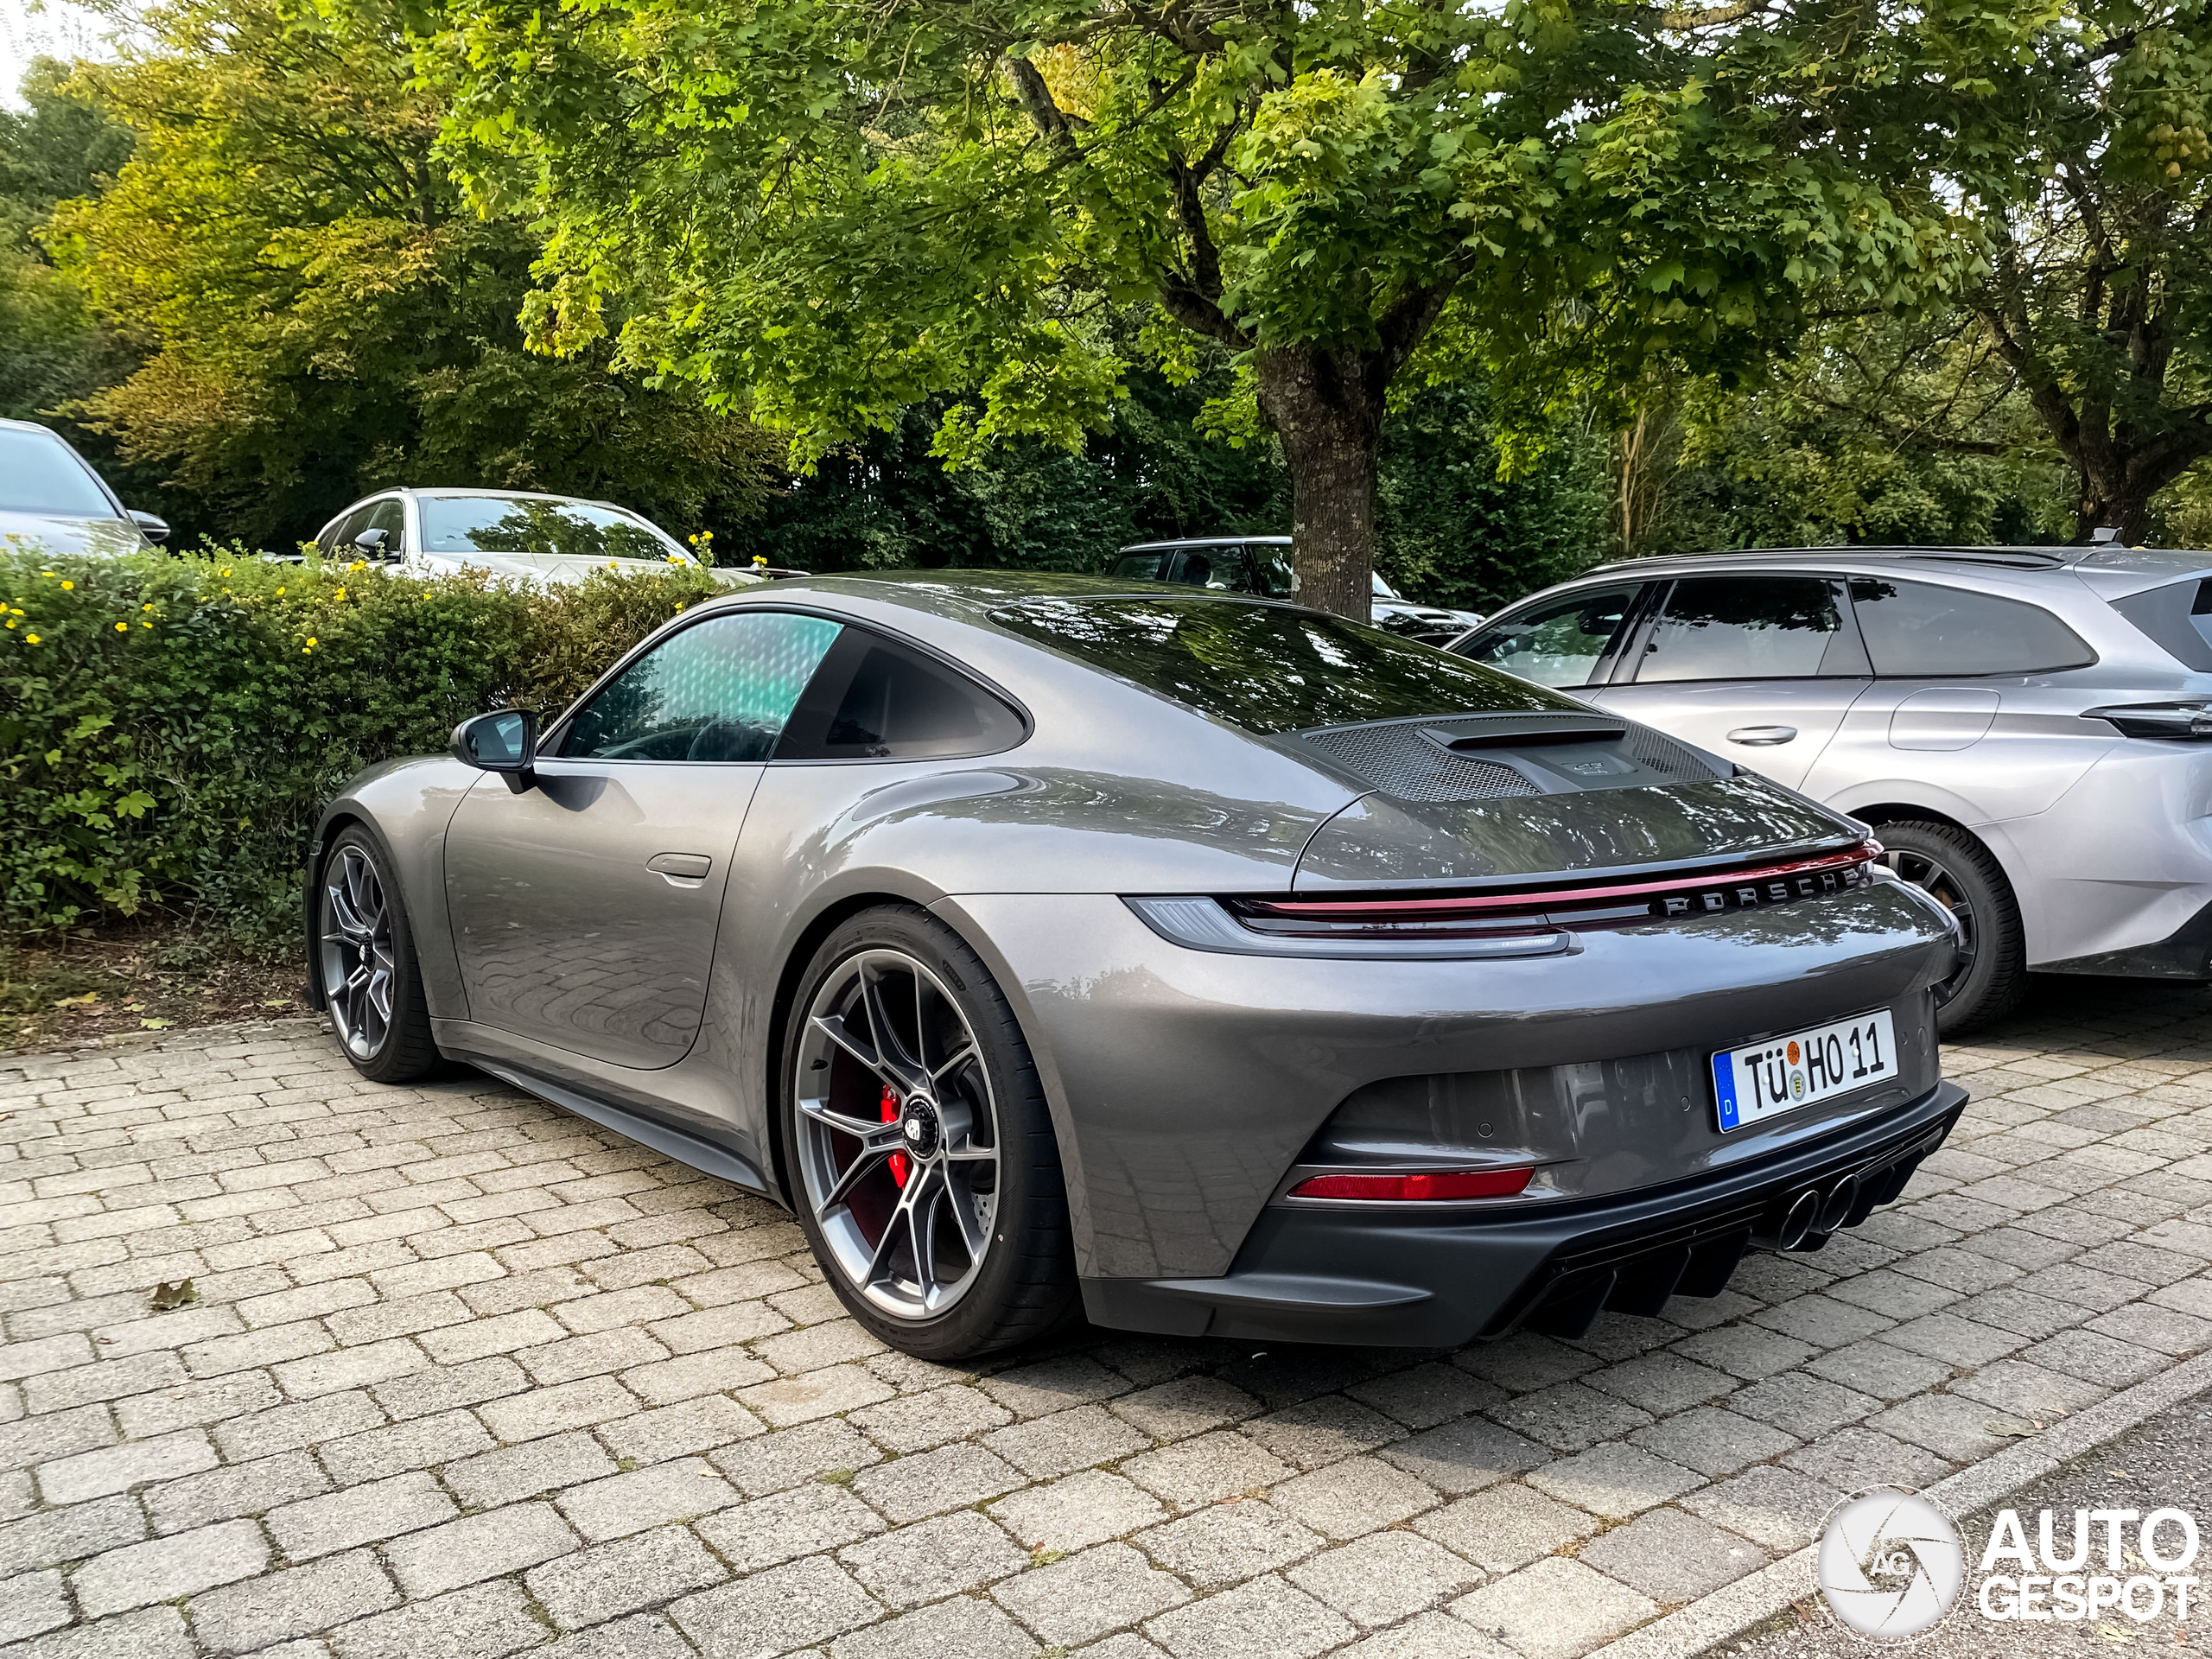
<box><xmin>0</xmin><ymin>428</ymin><xmax>115</xmax><ymax>518</ymax></box>
<box><xmin>418</xmin><ymin>496</ymin><xmax>677</xmax><ymax>562</ymax></box>
<box><xmin>989</xmin><ymin>595</ymin><xmax>1564</xmax><ymax>734</ymax></box>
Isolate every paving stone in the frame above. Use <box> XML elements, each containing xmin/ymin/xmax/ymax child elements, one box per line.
<box><xmin>1240</xmin><ymin>1395</ymin><xmax>1405</xmax><ymax>1469</ymax></box>
<box><xmin>1725</xmin><ymin>1370</ymin><xmax>1880</xmax><ymax>1436</ymax></box>
<box><xmin>443</xmin><ymin>1430</ymin><xmax>618</xmax><ymax>1510</ymax></box>
<box><xmin>976</xmin><ymin>1356</ymin><xmax>1134</xmax><ymax>1418</ymax></box>
<box><xmin>670</xmin><ymin>1554</ymin><xmax>883</xmax><ymax>1655</ymax></box>
<box><xmin>1523</xmin><ymin>1441</ymin><xmax>1703</xmax><ymax>1518</ymax></box>
<box><xmin>269</xmin><ymin>1471</ymin><xmax>458</xmax><ymax>1560</ymax></box>
<box><xmin>1454</xmin><ymin>1335</ymin><xmax>1598</xmax><ymax>1394</ymax></box>
<box><xmin>1866</xmin><ymin>1392</ymin><xmax>2027</xmax><ymax>1461</ymax></box>
<box><xmin>1286</xmin><ymin>1530</ymin><xmax>1483</xmax><ymax>1627</ymax></box>
<box><xmin>1143</xmin><ymin>1573</ymin><xmax>1354</xmax><ymax>1659</ymax></box>
<box><xmin>2018</xmin><ymin>1328</ymin><xmax>2172</xmax><ymax>1385</ymax></box>
<box><xmin>320</xmin><ymin>1408</ymin><xmax>495</xmax><ymax>1484</ymax></box>
<box><xmin>1122</xmin><ymin>1430</ymin><xmax>1294</xmax><ymax>1509</ymax></box>
<box><xmin>1783</xmin><ymin>1426</ymin><xmax>1955</xmax><ymax>1492</ymax></box>
<box><xmin>1582</xmin><ymin>1352</ymin><xmax>1738</xmax><ymax>1416</ymax></box>
<box><xmin>710</xmin><ymin>1416</ymin><xmax>883</xmax><ymax>1496</ymax></box>
<box><xmin>1135</xmin><ymin>1498</ymin><xmax>1322</xmax><ymax>1588</ymax></box>
<box><xmin>1577</xmin><ymin>1505</ymin><xmax>1766</xmax><ymax>1605</ymax></box>
<box><xmin>1449</xmin><ymin>1556</ymin><xmax>1658</xmax><ymax>1659</ymax></box>
<box><xmin>384</xmin><ymin>1502</ymin><xmax>580</xmax><ymax>1599</ymax></box>
<box><xmin>840</xmin><ymin>1510</ymin><xmax>1028</xmax><ymax>1608</ymax></box>
<box><xmin>191</xmin><ymin>1549</ymin><xmax>400</xmax><ymax>1656</ymax></box>
<box><xmin>1381</xmin><ymin>1416</ymin><xmax>1549</xmax><ymax>1495</ymax></box>
<box><xmin>73</xmin><ymin>1517</ymin><xmax>270</xmax><ymax>1615</ymax></box>
<box><xmin>695</xmin><ymin>1478</ymin><xmax>887</xmax><ymax>1572</ymax></box>
<box><xmin>0</xmin><ymin>1493</ymin><xmax>146</xmax><ymax>1576</ymax></box>
<box><xmin>525</xmin><ymin>1523</ymin><xmax>727</xmax><ymax>1629</ymax></box>
<box><xmin>1670</xmin><ymin>1325</ymin><xmax>1817</xmax><ymax>1382</ymax></box>
<box><xmin>1944</xmin><ymin>1358</ymin><xmax>2109</xmax><ymax>1418</ymax></box>
<box><xmin>989</xmin><ymin>1471</ymin><xmax>1166</xmax><ymax>1551</ymax></box>
<box><xmin>852</xmin><ymin>1441</ymin><xmax>1026</xmax><ymax>1524</ymax></box>
<box><xmin>555</xmin><ymin>1457</ymin><xmax>738</xmax><ymax>1541</ymax></box>
<box><xmin>0</xmin><ymin>1569</ymin><xmax>73</xmax><ymax>1644</ymax></box>
<box><xmin>1109</xmin><ymin>1376</ymin><xmax>1262</xmax><ymax>1440</ymax></box>
<box><xmin>986</xmin><ymin>1403</ymin><xmax>1154</xmax><ymax>1478</ymax></box>
<box><xmin>533</xmin><ymin>1615</ymin><xmax>693</xmax><ymax>1659</ymax></box>
<box><xmin>849</xmin><ymin>1384</ymin><xmax>1013</xmax><ymax>1452</ymax></box>
<box><xmin>830</xmin><ymin>1595</ymin><xmax>1039</xmax><ymax>1659</ymax></box>
<box><xmin>990</xmin><ymin>1541</ymin><xmax>1192</xmax><ymax>1647</ymax></box>
<box><xmin>1802</xmin><ymin>1341</ymin><xmax>1956</xmax><ymax>1401</ymax></box>
<box><xmin>1268</xmin><ymin>1453</ymin><xmax>1440</xmax><ymax>1539</ymax></box>
<box><xmin>1336</xmin><ymin>1611</ymin><xmax>1512</xmax><ymax>1659</ymax></box>
<box><xmin>478</xmin><ymin>1375</ymin><xmax>639</xmax><ymax>1441</ymax></box>
<box><xmin>1490</xmin><ymin>1382</ymin><xmax>1655</xmax><ymax>1453</ymax></box>
<box><xmin>328</xmin><ymin>1580</ymin><xmax>550</xmax><ymax>1659</ymax></box>
<box><xmin>1679</xmin><ymin>1463</ymin><xmax>1844</xmax><ymax>1553</ymax></box>
<box><xmin>2088</xmin><ymin>1300</ymin><xmax>2212</xmax><ymax>1355</ymax></box>
<box><xmin>739</xmin><ymin>1363</ymin><xmax>896</xmax><ymax>1426</ymax></box>
<box><xmin>1414</xmin><ymin>1482</ymin><xmax>1599</xmax><ymax>1572</ymax></box>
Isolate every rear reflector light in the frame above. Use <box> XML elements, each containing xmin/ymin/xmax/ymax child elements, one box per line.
<box><xmin>1289</xmin><ymin>1167</ymin><xmax>1534</xmax><ymax>1201</ymax></box>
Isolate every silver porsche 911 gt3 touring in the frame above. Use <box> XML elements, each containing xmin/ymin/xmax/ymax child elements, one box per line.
<box><xmin>308</xmin><ymin>571</ymin><xmax>1967</xmax><ymax>1359</ymax></box>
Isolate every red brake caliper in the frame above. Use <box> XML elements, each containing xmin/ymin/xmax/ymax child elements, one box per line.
<box><xmin>880</xmin><ymin>1084</ymin><xmax>908</xmax><ymax>1188</ymax></box>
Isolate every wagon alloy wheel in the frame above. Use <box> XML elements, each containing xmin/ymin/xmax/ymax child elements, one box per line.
<box><xmin>321</xmin><ymin>843</ymin><xmax>398</xmax><ymax>1060</ymax></box>
<box><xmin>794</xmin><ymin>949</ymin><xmax>1002</xmax><ymax>1319</ymax></box>
<box><xmin>1883</xmin><ymin>845</ymin><xmax>1978</xmax><ymax>1007</ymax></box>
<box><xmin>1878</xmin><ymin>819</ymin><xmax>2026</xmax><ymax>1035</ymax></box>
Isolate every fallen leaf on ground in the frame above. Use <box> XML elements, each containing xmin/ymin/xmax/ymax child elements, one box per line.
<box><xmin>150</xmin><ymin>1280</ymin><xmax>197</xmax><ymax>1310</ymax></box>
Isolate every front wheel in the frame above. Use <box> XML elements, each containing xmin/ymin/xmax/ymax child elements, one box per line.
<box><xmin>317</xmin><ymin>828</ymin><xmax>445</xmax><ymax>1084</ymax></box>
<box><xmin>780</xmin><ymin>906</ymin><xmax>1076</xmax><ymax>1359</ymax></box>
<box><xmin>1879</xmin><ymin>819</ymin><xmax>2026</xmax><ymax>1036</ymax></box>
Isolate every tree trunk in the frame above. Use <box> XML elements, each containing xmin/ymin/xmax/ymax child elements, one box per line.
<box><xmin>1255</xmin><ymin>345</ymin><xmax>1388</xmax><ymax>622</ymax></box>
<box><xmin>2071</xmin><ymin>462</ymin><xmax>2155</xmax><ymax>546</ymax></box>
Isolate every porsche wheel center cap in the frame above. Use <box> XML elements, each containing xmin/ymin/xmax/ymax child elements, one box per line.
<box><xmin>899</xmin><ymin>1098</ymin><xmax>942</xmax><ymax>1159</ymax></box>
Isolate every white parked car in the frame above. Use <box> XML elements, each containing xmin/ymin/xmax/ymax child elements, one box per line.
<box><xmin>312</xmin><ymin>487</ymin><xmax>762</xmax><ymax>588</ymax></box>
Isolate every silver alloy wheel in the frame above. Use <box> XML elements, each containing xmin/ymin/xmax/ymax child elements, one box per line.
<box><xmin>320</xmin><ymin>844</ymin><xmax>397</xmax><ymax>1059</ymax></box>
<box><xmin>1885</xmin><ymin>846</ymin><xmax>1978</xmax><ymax>1006</ymax></box>
<box><xmin>794</xmin><ymin>949</ymin><xmax>1001</xmax><ymax>1319</ymax></box>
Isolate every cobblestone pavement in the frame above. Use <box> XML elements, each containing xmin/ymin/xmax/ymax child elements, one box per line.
<box><xmin>7</xmin><ymin>979</ymin><xmax>2212</xmax><ymax>1659</ymax></box>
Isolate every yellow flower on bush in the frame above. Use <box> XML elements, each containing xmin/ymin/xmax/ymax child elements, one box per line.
<box><xmin>60</xmin><ymin>580</ymin><xmax>73</xmax><ymax>590</ymax></box>
<box><xmin>302</xmin><ymin>636</ymin><xmax>317</xmax><ymax>653</ymax></box>
<box><xmin>115</xmin><ymin>622</ymin><xmax>128</xmax><ymax>632</ymax></box>
<box><xmin>142</xmin><ymin>603</ymin><xmax>154</xmax><ymax>612</ymax></box>
<box><xmin>24</xmin><ymin>632</ymin><xmax>39</xmax><ymax>644</ymax></box>
<box><xmin>336</xmin><ymin>588</ymin><xmax>347</xmax><ymax>601</ymax></box>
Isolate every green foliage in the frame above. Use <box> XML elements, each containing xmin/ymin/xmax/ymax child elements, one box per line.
<box><xmin>44</xmin><ymin>0</ymin><xmax>779</xmax><ymax>550</ymax></box>
<box><xmin>0</xmin><ymin>545</ymin><xmax>718</xmax><ymax>944</ymax></box>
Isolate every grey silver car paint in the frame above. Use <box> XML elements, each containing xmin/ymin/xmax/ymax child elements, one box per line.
<box><xmin>314</xmin><ymin>569</ymin><xmax>1963</xmax><ymax>1344</ymax></box>
<box><xmin>1451</xmin><ymin>546</ymin><xmax>2212</xmax><ymax>978</ymax></box>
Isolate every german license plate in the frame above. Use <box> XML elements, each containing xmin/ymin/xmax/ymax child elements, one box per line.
<box><xmin>1712</xmin><ymin>1009</ymin><xmax>1896</xmax><ymax>1134</ymax></box>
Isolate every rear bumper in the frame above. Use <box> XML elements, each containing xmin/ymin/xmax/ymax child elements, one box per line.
<box><xmin>1080</xmin><ymin>1077</ymin><xmax>1966</xmax><ymax>1347</ymax></box>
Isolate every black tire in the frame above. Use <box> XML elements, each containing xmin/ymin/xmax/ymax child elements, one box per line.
<box><xmin>779</xmin><ymin>905</ymin><xmax>1077</xmax><ymax>1360</ymax></box>
<box><xmin>1878</xmin><ymin>819</ymin><xmax>2027</xmax><ymax>1036</ymax></box>
<box><xmin>315</xmin><ymin>827</ymin><xmax>445</xmax><ymax>1084</ymax></box>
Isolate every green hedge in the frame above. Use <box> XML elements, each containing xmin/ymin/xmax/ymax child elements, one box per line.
<box><xmin>2</xmin><ymin>546</ymin><xmax>723</xmax><ymax>946</ymax></box>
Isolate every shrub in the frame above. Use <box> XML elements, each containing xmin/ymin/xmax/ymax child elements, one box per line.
<box><xmin>0</xmin><ymin>544</ymin><xmax>722</xmax><ymax>946</ymax></box>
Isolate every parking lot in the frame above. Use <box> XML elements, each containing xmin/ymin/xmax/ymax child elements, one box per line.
<box><xmin>4</xmin><ymin>977</ymin><xmax>2212</xmax><ymax>1659</ymax></box>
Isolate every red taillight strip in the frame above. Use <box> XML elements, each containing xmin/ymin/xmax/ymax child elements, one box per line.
<box><xmin>1243</xmin><ymin>841</ymin><xmax>1880</xmax><ymax>923</ymax></box>
<box><xmin>1289</xmin><ymin>1167</ymin><xmax>1535</xmax><ymax>1201</ymax></box>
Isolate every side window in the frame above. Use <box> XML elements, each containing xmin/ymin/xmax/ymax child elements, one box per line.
<box><xmin>1165</xmin><ymin>548</ymin><xmax>1230</xmax><ymax>589</ymax></box>
<box><xmin>360</xmin><ymin>498</ymin><xmax>404</xmax><ymax>554</ymax></box>
<box><xmin>321</xmin><ymin>505</ymin><xmax>373</xmax><ymax>554</ymax></box>
<box><xmin>1243</xmin><ymin>543</ymin><xmax>1294</xmax><ymax>598</ymax></box>
<box><xmin>1636</xmin><ymin>576</ymin><xmax>1853</xmax><ymax>683</ymax></box>
<box><xmin>778</xmin><ymin>628</ymin><xmax>1026</xmax><ymax>760</ymax></box>
<box><xmin>560</xmin><ymin>611</ymin><xmax>843</xmax><ymax>763</ymax></box>
<box><xmin>1454</xmin><ymin>583</ymin><xmax>1642</xmax><ymax>688</ymax></box>
<box><xmin>1851</xmin><ymin>577</ymin><xmax>2095</xmax><ymax>677</ymax></box>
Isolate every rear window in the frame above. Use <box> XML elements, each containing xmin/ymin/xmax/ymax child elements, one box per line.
<box><xmin>988</xmin><ymin>595</ymin><xmax>1563</xmax><ymax>734</ymax></box>
<box><xmin>2108</xmin><ymin>577</ymin><xmax>2212</xmax><ymax>671</ymax></box>
<box><xmin>1849</xmin><ymin>578</ymin><xmax>2095</xmax><ymax>677</ymax></box>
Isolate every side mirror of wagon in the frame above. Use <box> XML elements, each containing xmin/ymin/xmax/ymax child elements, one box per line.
<box><xmin>452</xmin><ymin>709</ymin><xmax>537</xmax><ymax>793</ymax></box>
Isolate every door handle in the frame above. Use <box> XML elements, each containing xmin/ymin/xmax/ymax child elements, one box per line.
<box><xmin>1726</xmin><ymin>726</ymin><xmax>1798</xmax><ymax>747</ymax></box>
<box><xmin>646</xmin><ymin>853</ymin><xmax>713</xmax><ymax>887</ymax></box>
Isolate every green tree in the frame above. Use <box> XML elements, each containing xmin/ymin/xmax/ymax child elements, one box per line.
<box><xmin>435</xmin><ymin>1</ymin><xmax>1962</xmax><ymax>617</ymax></box>
<box><xmin>51</xmin><ymin>0</ymin><xmax>779</xmax><ymax>548</ymax></box>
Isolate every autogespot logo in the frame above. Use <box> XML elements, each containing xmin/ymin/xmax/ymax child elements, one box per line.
<box><xmin>1818</xmin><ymin>1489</ymin><xmax>1967</xmax><ymax>1641</ymax></box>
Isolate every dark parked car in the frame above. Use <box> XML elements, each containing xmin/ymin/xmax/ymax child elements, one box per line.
<box><xmin>311</xmin><ymin>571</ymin><xmax>1962</xmax><ymax>1359</ymax></box>
<box><xmin>0</xmin><ymin>418</ymin><xmax>168</xmax><ymax>555</ymax></box>
<box><xmin>1109</xmin><ymin>537</ymin><xmax>1480</xmax><ymax>640</ymax></box>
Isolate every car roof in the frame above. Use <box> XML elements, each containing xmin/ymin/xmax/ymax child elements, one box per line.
<box><xmin>1117</xmin><ymin>536</ymin><xmax>1290</xmax><ymax>551</ymax></box>
<box><xmin>1584</xmin><ymin>543</ymin><xmax>2210</xmax><ymax>578</ymax></box>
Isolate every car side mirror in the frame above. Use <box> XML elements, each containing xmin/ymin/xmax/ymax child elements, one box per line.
<box><xmin>452</xmin><ymin>709</ymin><xmax>537</xmax><ymax>793</ymax></box>
<box><xmin>353</xmin><ymin>527</ymin><xmax>393</xmax><ymax>558</ymax></box>
<box><xmin>129</xmin><ymin>510</ymin><xmax>169</xmax><ymax>544</ymax></box>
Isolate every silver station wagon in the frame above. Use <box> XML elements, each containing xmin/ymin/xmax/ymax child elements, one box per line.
<box><xmin>1452</xmin><ymin>544</ymin><xmax>2212</xmax><ymax>1031</ymax></box>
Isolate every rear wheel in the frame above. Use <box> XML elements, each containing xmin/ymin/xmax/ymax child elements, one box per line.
<box><xmin>781</xmin><ymin>906</ymin><xmax>1076</xmax><ymax>1359</ymax></box>
<box><xmin>1878</xmin><ymin>819</ymin><xmax>2026</xmax><ymax>1036</ymax></box>
<box><xmin>317</xmin><ymin>828</ymin><xmax>444</xmax><ymax>1083</ymax></box>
